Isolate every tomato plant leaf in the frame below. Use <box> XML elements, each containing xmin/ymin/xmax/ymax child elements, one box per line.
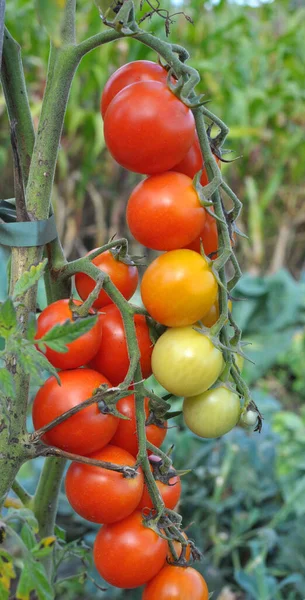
<box><xmin>12</xmin><ymin>259</ymin><xmax>48</xmax><ymax>300</ymax></box>
<box><xmin>0</xmin><ymin>550</ymin><xmax>15</xmax><ymax>598</ymax></box>
<box><xmin>16</xmin><ymin>557</ymin><xmax>53</xmax><ymax>600</ymax></box>
<box><xmin>20</xmin><ymin>523</ymin><xmax>36</xmax><ymax>551</ymax></box>
<box><xmin>26</xmin><ymin>313</ymin><xmax>37</xmax><ymax>342</ymax></box>
<box><xmin>36</xmin><ymin>315</ymin><xmax>98</xmax><ymax>353</ymax></box>
<box><xmin>0</xmin><ymin>368</ymin><xmax>15</xmax><ymax>398</ymax></box>
<box><xmin>18</xmin><ymin>344</ymin><xmax>60</xmax><ymax>384</ymax></box>
<box><xmin>34</xmin><ymin>0</ymin><xmax>67</xmax><ymax>47</ymax></box>
<box><xmin>5</xmin><ymin>508</ymin><xmax>39</xmax><ymax>533</ymax></box>
<box><xmin>0</xmin><ymin>298</ymin><xmax>17</xmax><ymax>338</ymax></box>
<box><xmin>31</xmin><ymin>536</ymin><xmax>56</xmax><ymax>559</ymax></box>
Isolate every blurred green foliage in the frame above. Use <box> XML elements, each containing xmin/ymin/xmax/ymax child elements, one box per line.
<box><xmin>1</xmin><ymin>0</ymin><xmax>305</xmax><ymax>599</ymax></box>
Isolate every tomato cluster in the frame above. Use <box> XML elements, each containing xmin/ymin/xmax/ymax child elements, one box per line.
<box><xmin>31</xmin><ymin>59</ymin><xmax>246</xmax><ymax>597</ymax></box>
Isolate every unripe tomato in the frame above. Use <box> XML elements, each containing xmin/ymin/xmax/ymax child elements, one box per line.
<box><xmin>167</xmin><ymin>532</ymin><xmax>191</xmax><ymax>562</ymax></box>
<box><xmin>104</xmin><ymin>81</ymin><xmax>195</xmax><ymax>175</ymax></box>
<box><xmin>185</xmin><ymin>208</ymin><xmax>218</xmax><ymax>258</ymax></box>
<box><xmin>138</xmin><ymin>463</ymin><xmax>181</xmax><ymax>511</ymax></box>
<box><xmin>93</xmin><ymin>511</ymin><xmax>168</xmax><ymax>588</ymax></box>
<box><xmin>239</xmin><ymin>409</ymin><xmax>257</xmax><ymax>428</ymax></box>
<box><xmin>32</xmin><ymin>369</ymin><xmax>118</xmax><ymax>455</ymax></box>
<box><xmin>183</xmin><ymin>386</ymin><xmax>241</xmax><ymax>438</ymax></box>
<box><xmin>201</xmin><ymin>297</ymin><xmax>233</xmax><ymax>328</ymax></box>
<box><xmin>173</xmin><ymin>131</ymin><xmax>221</xmax><ymax>186</ymax></box>
<box><xmin>141</xmin><ymin>250</ymin><xmax>218</xmax><ymax>327</ymax></box>
<box><xmin>65</xmin><ymin>445</ymin><xmax>144</xmax><ymax>523</ymax></box>
<box><xmin>112</xmin><ymin>395</ymin><xmax>167</xmax><ymax>457</ymax></box>
<box><xmin>127</xmin><ymin>172</ymin><xmax>206</xmax><ymax>251</ymax></box>
<box><xmin>74</xmin><ymin>250</ymin><xmax>138</xmax><ymax>310</ymax></box>
<box><xmin>142</xmin><ymin>565</ymin><xmax>209</xmax><ymax>600</ymax></box>
<box><xmin>35</xmin><ymin>299</ymin><xmax>102</xmax><ymax>370</ymax></box>
<box><xmin>152</xmin><ymin>326</ymin><xmax>224</xmax><ymax>397</ymax></box>
<box><xmin>101</xmin><ymin>60</ymin><xmax>168</xmax><ymax>118</ymax></box>
<box><xmin>89</xmin><ymin>305</ymin><xmax>153</xmax><ymax>385</ymax></box>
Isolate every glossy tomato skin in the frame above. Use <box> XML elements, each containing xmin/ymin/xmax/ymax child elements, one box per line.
<box><xmin>138</xmin><ymin>471</ymin><xmax>181</xmax><ymax>511</ymax></box>
<box><xmin>104</xmin><ymin>81</ymin><xmax>195</xmax><ymax>175</ymax></box>
<box><xmin>142</xmin><ymin>566</ymin><xmax>209</xmax><ymax>600</ymax></box>
<box><xmin>89</xmin><ymin>305</ymin><xmax>153</xmax><ymax>385</ymax></box>
<box><xmin>101</xmin><ymin>60</ymin><xmax>168</xmax><ymax>118</ymax></box>
<box><xmin>152</xmin><ymin>326</ymin><xmax>224</xmax><ymax>397</ymax></box>
<box><xmin>93</xmin><ymin>511</ymin><xmax>168</xmax><ymax>588</ymax></box>
<box><xmin>185</xmin><ymin>208</ymin><xmax>218</xmax><ymax>258</ymax></box>
<box><xmin>35</xmin><ymin>299</ymin><xmax>102</xmax><ymax>370</ymax></box>
<box><xmin>112</xmin><ymin>395</ymin><xmax>167</xmax><ymax>457</ymax></box>
<box><xmin>183</xmin><ymin>386</ymin><xmax>241</xmax><ymax>438</ymax></box>
<box><xmin>127</xmin><ymin>172</ymin><xmax>206</xmax><ymax>251</ymax></box>
<box><xmin>65</xmin><ymin>445</ymin><xmax>144</xmax><ymax>523</ymax></box>
<box><xmin>32</xmin><ymin>369</ymin><xmax>118</xmax><ymax>455</ymax></box>
<box><xmin>74</xmin><ymin>250</ymin><xmax>138</xmax><ymax>310</ymax></box>
<box><xmin>141</xmin><ymin>249</ymin><xmax>218</xmax><ymax>327</ymax></box>
<box><xmin>173</xmin><ymin>131</ymin><xmax>220</xmax><ymax>186</ymax></box>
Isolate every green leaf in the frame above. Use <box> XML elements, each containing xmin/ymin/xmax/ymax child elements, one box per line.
<box><xmin>16</xmin><ymin>557</ymin><xmax>53</xmax><ymax>600</ymax></box>
<box><xmin>35</xmin><ymin>0</ymin><xmax>67</xmax><ymax>47</ymax></box>
<box><xmin>12</xmin><ymin>259</ymin><xmax>48</xmax><ymax>300</ymax></box>
<box><xmin>5</xmin><ymin>508</ymin><xmax>39</xmax><ymax>533</ymax></box>
<box><xmin>26</xmin><ymin>313</ymin><xmax>37</xmax><ymax>342</ymax></box>
<box><xmin>0</xmin><ymin>550</ymin><xmax>15</xmax><ymax>598</ymax></box>
<box><xmin>95</xmin><ymin>0</ymin><xmax>118</xmax><ymax>21</ymax></box>
<box><xmin>20</xmin><ymin>523</ymin><xmax>36</xmax><ymax>551</ymax></box>
<box><xmin>0</xmin><ymin>368</ymin><xmax>15</xmax><ymax>397</ymax></box>
<box><xmin>0</xmin><ymin>298</ymin><xmax>17</xmax><ymax>338</ymax></box>
<box><xmin>18</xmin><ymin>344</ymin><xmax>60</xmax><ymax>384</ymax></box>
<box><xmin>36</xmin><ymin>314</ymin><xmax>98</xmax><ymax>353</ymax></box>
<box><xmin>32</xmin><ymin>536</ymin><xmax>56</xmax><ymax>559</ymax></box>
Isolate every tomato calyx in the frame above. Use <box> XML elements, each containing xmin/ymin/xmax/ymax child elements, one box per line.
<box><xmin>148</xmin><ymin>454</ymin><xmax>189</xmax><ymax>486</ymax></box>
<box><xmin>67</xmin><ymin>297</ymin><xmax>99</xmax><ymax>320</ymax></box>
<box><xmin>167</xmin><ymin>536</ymin><xmax>202</xmax><ymax>567</ymax></box>
<box><xmin>110</xmin><ymin>243</ymin><xmax>144</xmax><ymax>268</ymax></box>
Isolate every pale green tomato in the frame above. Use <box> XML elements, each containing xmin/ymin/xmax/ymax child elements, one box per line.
<box><xmin>183</xmin><ymin>386</ymin><xmax>241</xmax><ymax>438</ymax></box>
<box><xmin>239</xmin><ymin>409</ymin><xmax>258</xmax><ymax>428</ymax></box>
<box><xmin>151</xmin><ymin>326</ymin><xmax>224</xmax><ymax>397</ymax></box>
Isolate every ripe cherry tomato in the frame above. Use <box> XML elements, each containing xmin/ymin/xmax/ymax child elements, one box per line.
<box><xmin>74</xmin><ymin>250</ymin><xmax>138</xmax><ymax>310</ymax></box>
<box><xmin>183</xmin><ymin>386</ymin><xmax>241</xmax><ymax>438</ymax></box>
<box><xmin>185</xmin><ymin>208</ymin><xmax>218</xmax><ymax>258</ymax></box>
<box><xmin>89</xmin><ymin>305</ymin><xmax>153</xmax><ymax>385</ymax></box>
<box><xmin>35</xmin><ymin>299</ymin><xmax>102</xmax><ymax>370</ymax></box>
<box><xmin>141</xmin><ymin>249</ymin><xmax>218</xmax><ymax>327</ymax></box>
<box><xmin>32</xmin><ymin>369</ymin><xmax>118</xmax><ymax>455</ymax></box>
<box><xmin>112</xmin><ymin>395</ymin><xmax>167</xmax><ymax>457</ymax></box>
<box><xmin>201</xmin><ymin>298</ymin><xmax>232</xmax><ymax>328</ymax></box>
<box><xmin>142</xmin><ymin>565</ymin><xmax>209</xmax><ymax>600</ymax></box>
<box><xmin>138</xmin><ymin>458</ymin><xmax>181</xmax><ymax>511</ymax></box>
<box><xmin>127</xmin><ymin>172</ymin><xmax>206</xmax><ymax>251</ymax></box>
<box><xmin>104</xmin><ymin>81</ymin><xmax>195</xmax><ymax>175</ymax></box>
<box><xmin>152</xmin><ymin>326</ymin><xmax>224</xmax><ymax>397</ymax></box>
<box><xmin>101</xmin><ymin>60</ymin><xmax>168</xmax><ymax>118</ymax></box>
<box><xmin>167</xmin><ymin>532</ymin><xmax>191</xmax><ymax>563</ymax></box>
<box><xmin>93</xmin><ymin>511</ymin><xmax>168</xmax><ymax>588</ymax></box>
<box><xmin>65</xmin><ymin>444</ymin><xmax>144</xmax><ymax>523</ymax></box>
<box><xmin>173</xmin><ymin>131</ymin><xmax>221</xmax><ymax>186</ymax></box>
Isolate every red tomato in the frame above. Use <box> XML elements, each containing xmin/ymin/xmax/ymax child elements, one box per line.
<box><xmin>101</xmin><ymin>60</ymin><xmax>168</xmax><ymax>118</ymax></box>
<box><xmin>173</xmin><ymin>131</ymin><xmax>221</xmax><ymax>186</ymax></box>
<box><xmin>74</xmin><ymin>249</ymin><xmax>138</xmax><ymax>310</ymax></box>
<box><xmin>112</xmin><ymin>395</ymin><xmax>167</xmax><ymax>457</ymax></box>
<box><xmin>126</xmin><ymin>172</ymin><xmax>206</xmax><ymax>251</ymax></box>
<box><xmin>35</xmin><ymin>299</ymin><xmax>102</xmax><ymax>370</ymax></box>
<box><xmin>138</xmin><ymin>460</ymin><xmax>181</xmax><ymax>511</ymax></box>
<box><xmin>65</xmin><ymin>445</ymin><xmax>144</xmax><ymax>523</ymax></box>
<box><xmin>93</xmin><ymin>511</ymin><xmax>168</xmax><ymax>588</ymax></box>
<box><xmin>32</xmin><ymin>369</ymin><xmax>118</xmax><ymax>455</ymax></box>
<box><xmin>141</xmin><ymin>249</ymin><xmax>218</xmax><ymax>327</ymax></box>
<box><xmin>142</xmin><ymin>565</ymin><xmax>209</xmax><ymax>600</ymax></box>
<box><xmin>186</xmin><ymin>208</ymin><xmax>218</xmax><ymax>258</ymax></box>
<box><xmin>104</xmin><ymin>81</ymin><xmax>195</xmax><ymax>175</ymax></box>
<box><xmin>89</xmin><ymin>305</ymin><xmax>153</xmax><ymax>385</ymax></box>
